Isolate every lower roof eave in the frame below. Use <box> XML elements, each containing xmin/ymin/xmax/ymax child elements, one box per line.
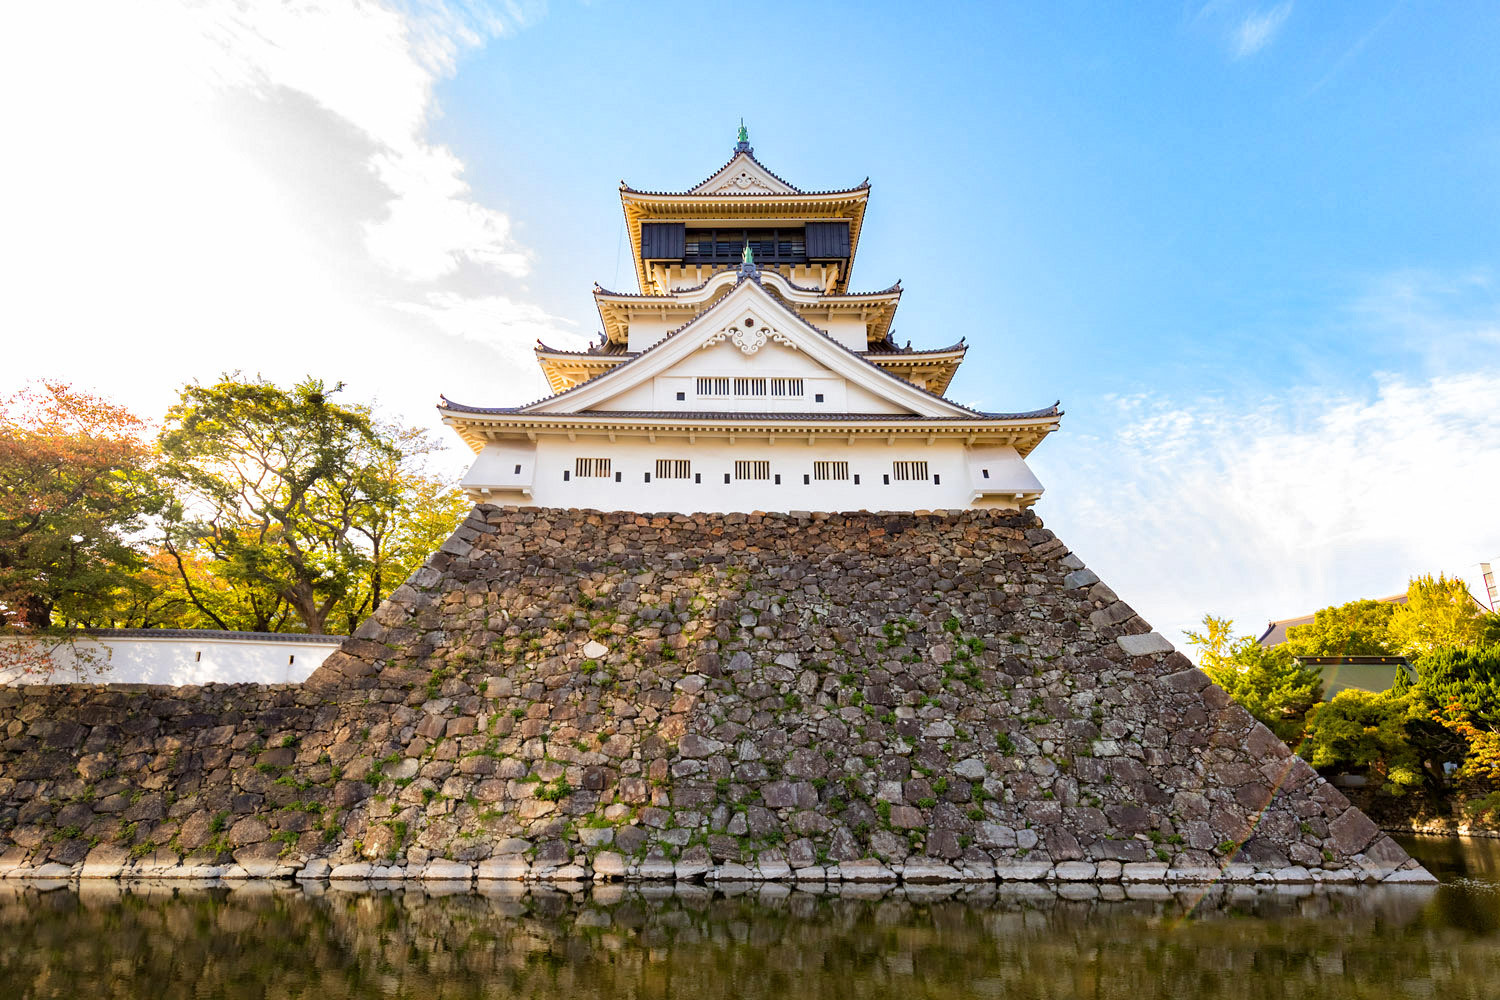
<box><xmin>441</xmin><ymin>412</ymin><xmax>1059</xmax><ymax>457</ymax></box>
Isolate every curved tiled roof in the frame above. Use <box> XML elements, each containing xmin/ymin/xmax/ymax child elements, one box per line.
<box><xmin>866</xmin><ymin>339</ymin><xmax>967</xmax><ymax>357</ymax></box>
<box><xmin>593</xmin><ymin>277</ymin><xmax>714</xmax><ymax>299</ymax></box>
<box><xmin>593</xmin><ymin>276</ymin><xmax>899</xmax><ymax>302</ymax></box>
<box><xmin>441</xmin><ymin>267</ymin><xmax>1050</xmax><ymax>422</ymax></box>
<box><xmin>620</xmin><ymin>183</ymin><xmax>872</xmax><ymax>199</ymax></box>
<box><xmin>535</xmin><ymin>339</ymin><xmax>633</xmax><ymax>357</ymax></box>
<box><xmin>437</xmin><ymin>403</ymin><xmax>1061</xmax><ymax>422</ymax></box>
<box><xmin>619</xmin><ymin>149</ymin><xmax>870</xmax><ymax>199</ymax></box>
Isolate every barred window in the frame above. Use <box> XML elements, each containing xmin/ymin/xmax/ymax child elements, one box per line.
<box><xmin>655</xmin><ymin>459</ymin><xmax>692</xmax><ymax>479</ymax></box>
<box><xmin>574</xmin><ymin>458</ymin><xmax>611</xmax><ymax>478</ymax></box>
<box><xmin>734</xmin><ymin>460</ymin><xmax>771</xmax><ymax>480</ymax></box>
<box><xmin>697</xmin><ymin>377</ymin><xmax>730</xmax><ymax>396</ymax></box>
<box><xmin>892</xmin><ymin>460</ymin><xmax>929</xmax><ymax>482</ymax></box>
<box><xmin>770</xmin><ymin>377</ymin><xmax>804</xmax><ymax>397</ymax></box>
<box><xmin>813</xmin><ymin>460</ymin><xmax>849</xmax><ymax>481</ymax></box>
<box><xmin>734</xmin><ymin>377</ymin><xmax>767</xmax><ymax>396</ymax></box>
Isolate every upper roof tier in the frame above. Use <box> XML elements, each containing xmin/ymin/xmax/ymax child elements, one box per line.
<box><xmin>620</xmin><ymin>130</ymin><xmax>870</xmax><ymax>296</ymax></box>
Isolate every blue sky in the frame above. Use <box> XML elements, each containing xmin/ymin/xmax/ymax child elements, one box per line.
<box><xmin>3</xmin><ymin>1</ymin><xmax>1498</xmax><ymax>646</ymax></box>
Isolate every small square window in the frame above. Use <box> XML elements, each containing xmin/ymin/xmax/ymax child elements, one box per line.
<box><xmin>854</xmin><ymin>474</ymin><xmax>860</xmax><ymax>485</ymax></box>
<box><xmin>514</xmin><ymin>464</ymin><xmax>521</xmax><ymax>474</ymax></box>
<box><xmin>774</xmin><ymin>474</ymin><xmax>781</xmax><ymax>485</ymax></box>
<box><xmin>883</xmin><ymin>474</ymin><xmax>890</xmax><ymax>485</ymax></box>
<box><xmin>615</xmin><ymin>471</ymin><xmax>622</xmax><ymax>482</ymax></box>
<box><xmin>815</xmin><ymin>393</ymin><xmax>825</xmax><ymax>403</ymax></box>
<box><xmin>724</xmin><ymin>473</ymin><xmax>731</xmax><ymax>484</ymax></box>
<box><xmin>694</xmin><ymin>473</ymin><xmax>701</xmax><ymax>483</ymax></box>
<box><xmin>982</xmin><ymin>469</ymin><xmax>989</xmax><ymax>479</ymax></box>
<box><xmin>933</xmin><ymin>474</ymin><xmax>941</xmax><ymax>485</ymax></box>
<box><xmin>803</xmin><ymin>474</ymin><xmax>810</xmax><ymax>484</ymax></box>
<box><xmin>676</xmin><ymin>391</ymin><xmax>685</xmax><ymax>401</ymax></box>
<box><xmin>563</xmin><ymin>470</ymin><xmax>570</xmax><ymax>481</ymax></box>
<box><xmin>644</xmin><ymin>473</ymin><xmax>651</xmax><ymax>482</ymax></box>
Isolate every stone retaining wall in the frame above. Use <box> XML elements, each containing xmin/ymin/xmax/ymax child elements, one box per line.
<box><xmin>0</xmin><ymin>506</ymin><xmax>1432</xmax><ymax>884</ymax></box>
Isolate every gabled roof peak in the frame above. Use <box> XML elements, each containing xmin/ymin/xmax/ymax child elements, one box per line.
<box><xmin>688</xmin><ymin>148</ymin><xmax>801</xmax><ymax>196</ymax></box>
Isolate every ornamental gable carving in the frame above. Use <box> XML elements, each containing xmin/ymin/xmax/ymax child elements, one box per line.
<box><xmin>690</xmin><ymin>154</ymin><xmax>799</xmax><ymax>196</ymax></box>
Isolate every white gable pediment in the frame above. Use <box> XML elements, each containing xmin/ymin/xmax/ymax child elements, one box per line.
<box><xmin>700</xmin><ymin>305</ymin><xmax>799</xmax><ymax>356</ymax></box>
<box><xmin>690</xmin><ymin>153</ymin><xmax>799</xmax><ymax>195</ymax></box>
<box><xmin>523</xmin><ymin>279</ymin><xmax>973</xmax><ymax>419</ymax></box>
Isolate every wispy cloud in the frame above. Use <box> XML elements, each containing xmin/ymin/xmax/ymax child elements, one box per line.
<box><xmin>1304</xmin><ymin>1</ymin><xmax>1405</xmax><ymax>97</ymax></box>
<box><xmin>1039</xmin><ymin>364</ymin><xmax>1500</xmax><ymax>653</ymax></box>
<box><xmin>1232</xmin><ymin>2</ymin><xmax>1294</xmax><ymax>58</ymax></box>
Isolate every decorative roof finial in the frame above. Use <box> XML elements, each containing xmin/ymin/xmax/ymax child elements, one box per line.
<box><xmin>737</xmin><ymin>240</ymin><xmax>758</xmax><ymax>280</ymax></box>
<box><xmin>735</xmin><ymin>118</ymin><xmax>752</xmax><ymax>154</ymax></box>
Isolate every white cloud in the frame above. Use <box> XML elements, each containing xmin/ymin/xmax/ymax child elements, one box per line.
<box><xmin>1232</xmin><ymin>2</ymin><xmax>1294</xmax><ymax>58</ymax></box>
<box><xmin>190</xmin><ymin>0</ymin><xmax>538</xmax><ymax>281</ymax></box>
<box><xmin>0</xmin><ymin>1</ymin><xmax>564</xmax><ymax>477</ymax></box>
<box><xmin>1038</xmin><ymin>369</ymin><xmax>1500</xmax><ymax>653</ymax></box>
<box><xmin>365</xmin><ymin>143</ymin><xmax>534</xmax><ymax>281</ymax></box>
<box><xmin>394</xmin><ymin>292</ymin><xmax>588</xmax><ymax>402</ymax></box>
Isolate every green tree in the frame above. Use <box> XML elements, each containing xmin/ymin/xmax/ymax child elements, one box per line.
<box><xmin>1299</xmin><ymin>689</ymin><xmax>1427</xmax><ymax>795</ymax></box>
<box><xmin>1410</xmin><ymin>645</ymin><xmax>1500</xmax><ymax>724</ymax></box>
<box><xmin>1185</xmin><ymin>615</ymin><xmax>1324</xmax><ymax>741</ymax></box>
<box><xmin>0</xmin><ymin>382</ymin><xmax>161</xmax><ymax>629</ymax></box>
<box><xmin>1389</xmin><ymin>574</ymin><xmax>1500</xmax><ymax>656</ymax></box>
<box><xmin>1406</xmin><ymin>645</ymin><xmax>1500</xmax><ymax>783</ymax></box>
<box><xmin>1282</xmin><ymin>599</ymin><xmax>1397</xmax><ymax>657</ymax></box>
<box><xmin>326</xmin><ymin>424</ymin><xmax>470</xmax><ymax>635</ymax></box>
<box><xmin>158</xmin><ymin>376</ymin><xmax>401</xmax><ymax>635</ymax></box>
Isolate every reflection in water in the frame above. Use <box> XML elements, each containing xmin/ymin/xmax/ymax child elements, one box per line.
<box><xmin>1395</xmin><ymin>835</ymin><xmax>1500</xmax><ymax>937</ymax></box>
<box><xmin>2</xmin><ymin>875</ymin><xmax>1498</xmax><ymax>1000</ymax></box>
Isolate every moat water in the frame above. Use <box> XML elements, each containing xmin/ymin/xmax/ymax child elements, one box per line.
<box><xmin>1</xmin><ymin>837</ymin><xmax>1498</xmax><ymax>999</ymax></box>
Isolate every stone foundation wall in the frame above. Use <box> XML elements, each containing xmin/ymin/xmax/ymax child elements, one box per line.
<box><xmin>0</xmin><ymin>506</ymin><xmax>1431</xmax><ymax>884</ymax></box>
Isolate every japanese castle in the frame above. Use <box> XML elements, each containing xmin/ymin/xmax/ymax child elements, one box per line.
<box><xmin>439</xmin><ymin>127</ymin><xmax>1061</xmax><ymax>514</ymax></box>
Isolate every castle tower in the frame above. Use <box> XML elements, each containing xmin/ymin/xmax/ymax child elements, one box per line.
<box><xmin>440</xmin><ymin>128</ymin><xmax>1059</xmax><ymax>513</ymax></box>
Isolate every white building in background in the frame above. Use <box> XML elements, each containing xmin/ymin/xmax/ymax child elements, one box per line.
<box><xmin>442</xmin><ymin>127</ymin><xmax>1061</xmax><ymax>514</ymax></box>
<box><xmin>0</xmin><ymin>630</ymin><xmax>342</xmax><ymax>686</ymax></box>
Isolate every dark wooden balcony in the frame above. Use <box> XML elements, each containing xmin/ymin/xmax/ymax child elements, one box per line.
<box><xmin>642</xmin><ymin>222</ymin><xmax>849</xmax><ymax>265</ymax></box>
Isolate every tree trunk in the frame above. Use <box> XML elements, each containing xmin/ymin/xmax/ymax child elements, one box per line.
<box><xmin>20</xmin><ymin>594</ymin><xmax>53</xmax><ymax>630</ymax></box>
<box><xmin>284</xmin><ymin>581</ymin><xmax>326</xmax><ymax>634</ymax></box>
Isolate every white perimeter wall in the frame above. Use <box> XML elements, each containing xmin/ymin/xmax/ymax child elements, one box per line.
<box><xmin>466</xmin><ymin>437</ymin><xmax>1042</xmax><ymax>514</ymax></box>
<box><xmin>0</xmin><ymin>635</ymin><xmax>342</xmax><ymax>686</ymax></box>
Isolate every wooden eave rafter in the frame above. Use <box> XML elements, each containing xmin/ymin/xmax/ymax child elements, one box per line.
<box><xmin>865</xmin><ymin>350</ymin><xmax>967</xmax><ymax>395</ymax></box>
<box><xmin>618</xmin><ymin>188</ymin><xmax>870</xmax><ymax>295</ymax></box>
<box><xmin>440</xmin><ymin>412</ymin><xmax>1058</xmax><ymax>459</ymax></box>
<box><xmin>534</xmin><ymin>352</ymin><xmax>632</xmax><ymax>394</ymax></box>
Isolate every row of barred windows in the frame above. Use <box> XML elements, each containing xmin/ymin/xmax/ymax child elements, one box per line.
<box><xmin>561</xmin><ymin>459</ymin><xmax>940</xmax><ymax>485</ymax></box>
<box><xmin>694</xmin><ymin>377</ymin><xmax>805</xmax><ymax>397</ymax></box>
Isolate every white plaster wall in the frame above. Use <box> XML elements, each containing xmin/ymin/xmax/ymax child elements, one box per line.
<box><xmin>627</xmin><ymin>317</ymin><xmax>676</xmax><ymax>352</ymax></box>
<box><xmin>593</xmin><ymin>339</ymin><xmax>906</xmax><ymax>415</ymax></box>
<box><xmin>0</xmin><ymin>635</ymin><xmax>342</xmax><ymax>686</ymax></box>
<box><xmin>820</xmin><ymin>315</ymin><xmax>868</xmax><ymax>351</ymax></box>
<box><xmin>468</xmin><ymin>435</ymin><xmax>1041</xmax><ymax>513</ymax></box>
<box><xmin>461</xmin><ymin>440</ymin><xmax>535</xmax><ymax>496</ymax></box>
